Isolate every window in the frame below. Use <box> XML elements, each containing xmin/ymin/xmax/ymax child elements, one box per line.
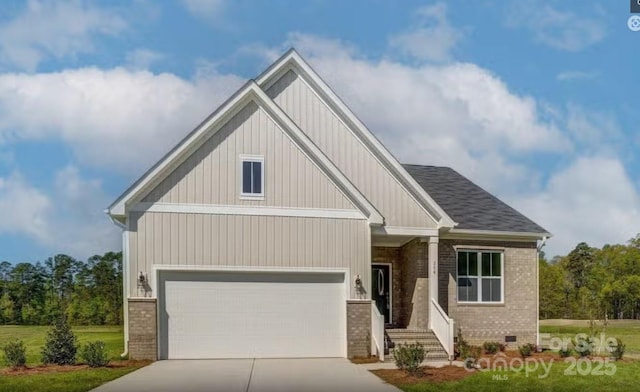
<box><xmin>457</xmin><ymin>250</ymin><xmax>503</xmax><ymax>303</ymax></box>
<box><xmin>240</xmin><ymin>156</ymin><xmax>264</xmax><ymax>198</ymax></box>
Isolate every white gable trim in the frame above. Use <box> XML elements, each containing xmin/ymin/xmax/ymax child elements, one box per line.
<box><xmin>131</xmin><ymin>202</ymin><xmax>366</xmax><ymax>220</ymax></box>
<box><xmin>441</xmin><ymin>228</ymin><xmax>552</xmax><ymax>241</ymax></box>
<box><xmin>108</xmin><ymin>82</ymin><xmax>384</xmax><ymax>225</ymax></box>
<box><xmin>257</xmin><ymin>49</ymin><xmax>456</xmax><ymax>229</ymax></box>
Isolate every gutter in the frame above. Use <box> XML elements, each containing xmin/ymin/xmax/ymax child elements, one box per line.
<box><xmin>535</xmin><ymin>236</ymin><xmax>548</xmax><ymax>347</ymax></box>
<box><xmin>108</xmin><ymin>211</ymin><xmax>129</xmax><ymax>359</ymax></box>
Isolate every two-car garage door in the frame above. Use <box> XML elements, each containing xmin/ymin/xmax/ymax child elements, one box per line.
<box><xmin>158</xmin><ymin>270</ymin><xmax>347</xmax><ymax>359</ymax></box>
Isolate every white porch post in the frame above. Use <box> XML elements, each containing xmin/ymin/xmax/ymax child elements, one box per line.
<box><xmin>428</xmin><ymin>236</ymin><xmax>439</xmax><ymax>330</ymax></box>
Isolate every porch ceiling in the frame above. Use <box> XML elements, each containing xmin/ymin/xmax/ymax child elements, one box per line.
<box><xmin>371</xmin><ymin>234</ymin><xmax>415</xmax><ymax>247</ymax></box>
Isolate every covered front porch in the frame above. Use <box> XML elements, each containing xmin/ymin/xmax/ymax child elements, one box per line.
<box><xmin>368</xmin><ymin>232</ymin><xmax>454</xmax><ymax>361</ymax></box>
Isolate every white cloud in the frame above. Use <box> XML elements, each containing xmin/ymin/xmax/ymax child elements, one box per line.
<box><xmin>125</xmin><ymin>49</ymin><xmax>165</xmax><ymax>70</ymax></box>
<box><xmin>0</xmin><ymin>0</ymin><xmax>127</xmax><ymax>71</ymax></box>
<box><xmin>182</xmin><ymin>0</ymin><xmax>226</xmax><ymax>20</ymax></box>
<box><xmin>505</xmin><ymin>3</ymin><xmax>606</xmax><ymax>51</ymax></box>
<box><xmin>0</xmin><ymin>67</ymin><xmax>245</xmax><ymax>174</ymax></box>
<box><xmin>0</xmin><ymin>167</ymin><xmax>120</xmax><ymax>258</ymax></box>
<box><xmin>284</xmin><ymin>34</ymin><xmax>568</xmax><ymax>193</ymax></box>
<box><xmin>516</xmin><ymin>157</ymin><xmax>640</xmax><ymax>257</ymax></box>
<box><xmin>557</xmin><ymin>70</ymin><xmax>599</xmax><ymax>82</ymax></box>
<box><xmin>388</xmin><ymin>2</ymin><xmax>462</xmax><ymax>62</ymax></box>
<box><xmin>0</xmin><ymin>172</ymin><xmax>51</xmax><ymax>242</ymax></box>
<box><xmin>565</xmin><ymin>104</ymin><xmax>622</xmax><ymax>150</ymax></box>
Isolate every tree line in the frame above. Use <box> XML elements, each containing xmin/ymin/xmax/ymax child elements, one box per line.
<box><xmin>540</xmin><ymin>235</ymin><xmax>640</xmax><ymax>320</ymax></box>
<box><xmin>0</xmin><ymin>252</ymin><xmax>122</xmax><ymax>325</ymax></box>
<box><xmin>3</xmin><ymin>235</ymin><xmax>640</xmax><ymax>326</ymax></box>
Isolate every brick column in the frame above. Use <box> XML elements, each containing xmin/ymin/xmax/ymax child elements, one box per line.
<box><xmin>346</xmin><ymin>300</ymin><xmax>371</xmax><ymax>358</ymax></box>
<box><xmin>128</xmin><ymin>298</ymin><xmax>157</xmax><ymax>360</ymax></box>
<box><xmin>428</xmin><ymin>236</ymin><xmax>438</xmax><ymax>329</ymax></box>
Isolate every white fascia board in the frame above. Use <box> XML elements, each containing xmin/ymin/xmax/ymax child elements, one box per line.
<box><xmin>371</xmin><ymin>226</ymin><xmax>439</xmax><ymax>237</ymax></box>
<box><xmin>131</xmin><ymin>202</ymin><xmax>366</xmax><ymax>220</ymax></box>
<box><xmin>442</xmin><ymin>228</ymin><xmax>552</xmax><ymax>241</ymax></box>
<box><xmin>256</xmin><ymin>50</ymin><xmax>456</xmax><ymax>229</ymax></box>
<box><xmin>107</xmin><ymin>80</ymin><xmax>256</xmax><ymax>217</ymax></box>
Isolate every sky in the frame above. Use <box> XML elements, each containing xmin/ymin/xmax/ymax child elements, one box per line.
<box><xmin>0</xmin><ymin>0</ymin><xmax>638</xmax><ymax>263</ymax></box>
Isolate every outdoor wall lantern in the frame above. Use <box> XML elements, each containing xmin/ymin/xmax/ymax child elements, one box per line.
<box><xmin>137</xmin><ymin>272</ymin><xmax>151</xmax><ymax>297</ymax></box>
<box><xmin>355</xmin><ymin>274</ymin><xmax>366</xmax><ymax>299</ymax></box>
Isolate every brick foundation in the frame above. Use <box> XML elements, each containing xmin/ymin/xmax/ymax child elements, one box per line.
<box><xmin>346</xmin><ymin>300</ymin><xmax>371</xmax><ymax>358</ymax></box>
<box><xmin>128</xmin><ymin>298</ymin><xmax>157</xmax><ymax>360</ymax></box>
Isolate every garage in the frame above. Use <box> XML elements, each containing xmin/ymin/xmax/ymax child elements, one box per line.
<box><xmin>157</xmin><ymin>269</ymin><xmax>347</xmax><ymax>359</ymax></box>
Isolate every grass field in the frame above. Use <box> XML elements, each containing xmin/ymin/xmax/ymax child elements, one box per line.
<box><xmin>539</xmin><ymin>319</ymin><xmax>640</xmax><ymax>357</ymax></box>
<box><xmin>0</xmin><ymin>325</ymin><xmax>124</xmax><ymax>364</ymax></box>
<box><xmin>384</xmin><ymin>319</ymin><xmax>640</xmax><ymax>391</ymax></box>
<box><xmin>397</xmin><ymin>361</ymin><xmax>640</xmax><ymax>392</ymax></box>
<box><xmin>0</xmin><ymin>325</ymin><xmax>143</xmax><ymax>392</ymax></box>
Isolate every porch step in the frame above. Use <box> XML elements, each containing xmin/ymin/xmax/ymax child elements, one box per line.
<box><xmin>384</xmin><ymin>329</ymin><xmax>449</xmax><ymax>362</ymax></box>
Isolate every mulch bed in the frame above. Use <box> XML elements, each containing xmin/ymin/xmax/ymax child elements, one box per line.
<box><xmin>350</xmin><ymin>356</ymin><xmax>380</xmax><ymax>364</ymax></box>
<box><xmin>372</xmin><ymin>365</ymin><xmax>475</xmax><ymax>385</ymax></box>
<box><xmin>0</xmin><ymin>360</ymin><xmax>151</xmax><ymax>376</ymax></box>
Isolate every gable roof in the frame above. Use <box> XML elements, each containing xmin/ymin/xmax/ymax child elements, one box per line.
<box><xmin>403</xmin><ymin>164</ymin><xmax>550</xmax><ymax>237</ymax></box>
<box><xmin>256</xmin><ymin>49</ymin><xmax>456</xmax><ymax>229</ymax></box>
<box><xmin>107</xmin><ymin>80</ymin><xmax>384</xmax><ymax>225</ymax></box>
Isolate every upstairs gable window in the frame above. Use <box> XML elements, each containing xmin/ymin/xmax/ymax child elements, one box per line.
<box><xmin>240</xmin><ymin>155</ymin><xmax>264</xmax><ymax>199</ymax></box>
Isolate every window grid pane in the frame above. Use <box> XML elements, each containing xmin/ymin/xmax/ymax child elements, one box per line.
<box><xmin>492</xmin><ymin>253</ymin><xmax>501</xmax><ymax>277</ymax></box>
<box><xmin>242</xmin><ymin>161</ymin><xmax>252</xmax><ymax>194</ymax></box>
<box><xmin>252</xmin><ymin>161</ymin><xmax>262</xmax><ymax>194</ymax></box>
<box><xmin>468</xmin><ymin>252</ymin><xmax>478</xmax><ymax>276</ymax></box>
<box><xmin>458</xmin><ymin>252</ymin><xmax>468</xmax><ymax>276</ymax></box>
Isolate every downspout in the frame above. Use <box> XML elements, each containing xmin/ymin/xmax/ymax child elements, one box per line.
<box><xmin>108</xmin><ymin>214</ymin><xmax>129</xmax><ymax>359</ymax></box>
<box><xmin>536</xmin><ymin>236</ymin><xmax>548</xmax><ymax>347</ymax></box>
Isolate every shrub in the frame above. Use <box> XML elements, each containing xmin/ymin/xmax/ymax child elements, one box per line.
<box><xmin>609</xmin><ymin>338</ymin><xmax>625</xmax><ymax>361</ymax></box>
<box><xmin>3</xmin><ymin>340</ymin><xmax>26</xmax><ymax>368</ymax></box>
<box><xmin>559</xmin><ymin>346</ymin><xmax>573</xmax><ymax>358</ymax></box>
<box><xmin>454</xmin><ymin>328</ymin><xmax>469</xmax><ymax>360</ymax></box>
<box><xmin>574</xmin><ymin>336</ymin><xmax>592</xmax><ymax>358</ymax></box>
<box><xmin>518</xmin><ymin>343</ymin><xmax>535</xmax><ymax>358</ymax></box>
<box><xmin>80</xmin><ymin>341</ymin><xmax>109</xmax><ymax>368</ymax></box>
<box><xmin>393</xmin><ymin>343</ymin><xmax>426</xmax><ymax>375</ymax></box>
<box><xmin>460</xmin><ymin>345</ymin><xmax>482</xmax><ymax>369</ymax></box>
<box><xmin>482</xmin><ymin>341</ymin><xmax>501</xmax><ymax>355</ymax></box>
<box><xmin>41</xmin><ymin>317</ymin><xmax>78</xmax><ymax>365</ymax></box>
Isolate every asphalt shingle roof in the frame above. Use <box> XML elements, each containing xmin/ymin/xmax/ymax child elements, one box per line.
<box><xmin>403</xmin><ymin>164</ymin><xmax>549</xmax><ymax>234</ymax></box>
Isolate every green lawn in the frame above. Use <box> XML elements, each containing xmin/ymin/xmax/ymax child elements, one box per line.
<box><xmin>0</xmin><ymin>325</ymin><xmax>124</xmax><ymax>364</ymax></box>
<box><xmin>539</xmin><ymin>319</ymin><xmax>640</xmax><ymax>357</ymax></box>
<box><xmin>0</xmin><ymin>325</ymin><xmax>142</xmax><ymax>392</ymax></box>
<box><xmin>397</xmin><ymin>360</ymin><xmax>640</xmax><ymax>392</ymax></box>
<box><xmin>0</xmin><ymin>366</ymin><xmax>143</xmax><ymax>392</ymax></box>
<box><xmin>385</xmin><ymin>319</ymin><xmax>640</xmax><ymax>391</ymax></box>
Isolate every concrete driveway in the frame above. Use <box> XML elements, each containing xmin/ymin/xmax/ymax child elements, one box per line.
<box><xmin>91</xmin><ymin>358</ymin><xmax>400</xmax><ymax>392</ymax></box>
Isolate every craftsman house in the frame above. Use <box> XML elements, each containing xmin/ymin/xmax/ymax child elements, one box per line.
<box><xmin>107</xmin><ymin>49</ymin><xmax>550</xmax><ymax>361</ymax></box>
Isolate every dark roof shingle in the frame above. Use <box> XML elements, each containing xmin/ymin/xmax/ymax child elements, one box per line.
<box><xmin>403</xmin><ymin>164</ymin><xmax>548</xmax><ymax>234</ymax></box>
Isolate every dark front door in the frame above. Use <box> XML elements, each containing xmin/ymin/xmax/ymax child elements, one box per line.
<box><xmin>372</xmin><ymin>264</ymin><xmax>391</xmax><ymax>324</ymax></box>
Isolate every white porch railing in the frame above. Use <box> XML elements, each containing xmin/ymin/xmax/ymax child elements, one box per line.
<box><xmin>430</xmin><ymin>299</ymin><xmax>454</xmax><ymax>360</ymax></box>
<box><xmin>371</xmin><ymin>302</ymin><xmax>385</xmax><ymax>362</ymax></box>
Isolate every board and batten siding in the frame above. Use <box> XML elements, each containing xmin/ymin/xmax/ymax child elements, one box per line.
<box><xmin>128</xmin><ymin>212</ymin><xmax>370</xmax><ymax>298</ymax></box>
<box><xmin>267</xmin><ymin>70</ymin><xmax>436</xmax><ymax>228</ymax></box>
<box><xmin>142</xmin><ymin>101</ymin><xmax>356</xmax><ymax>211</ymax></box>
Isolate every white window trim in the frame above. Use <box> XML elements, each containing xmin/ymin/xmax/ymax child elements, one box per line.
<box><xmin>239</xmin><ymin>154</ymin><xmax>264</xmax><ymax>200</ymax></box>
<box><xmin>456</xmin><ymin>250</ymin><xmax>504</xmax><ymax>305</ymax></box>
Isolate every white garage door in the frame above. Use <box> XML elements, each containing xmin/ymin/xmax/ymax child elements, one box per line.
<box><xmin>158</xmin><ymin>270</ymin><xmax>347</xmax><ymax>359</ymax></box>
